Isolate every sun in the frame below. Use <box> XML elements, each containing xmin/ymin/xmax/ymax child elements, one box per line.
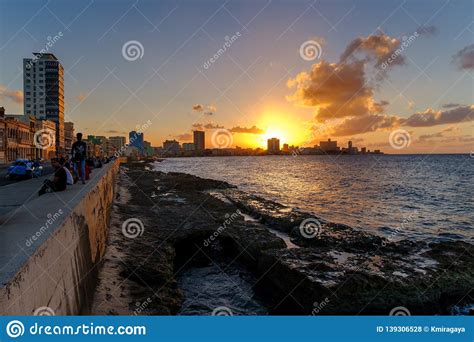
<box><xmin>262</xmin><ymin>128</ymin><xmax>287</xmax><ymax>143</ymax></box>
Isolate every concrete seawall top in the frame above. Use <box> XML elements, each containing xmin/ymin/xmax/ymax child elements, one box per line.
<box><xmin>0</xmin><ymin>161</ymin><xmax>118</xmax><ymax>288</ymax></box>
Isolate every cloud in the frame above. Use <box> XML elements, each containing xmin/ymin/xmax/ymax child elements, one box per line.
<box><xmin>75</xmin><ymin>93</ymin><xmax>87</xmax><ymax>102</ymax></box>
<box><xmin>288</xmin><ymin>59</ymin><xmax>383</xmax><ymax>121</ymax></box>
<box><xmin>339</xmin><ymin>33</ymin><xmax>406</xmax><ymax>68</ymax></box>
<box><xmin>330</xmin><ymin>106</ymin><xmax>474</xmax><ymax>136</ymax></box>
<box><xmin>416</xmin><ymin>25</ymin><xmax>438</xmax><ymax>36</ymax></box>
<box><xmin>191</xmin><ymin>123</ymin><xmax>224</xmax><ymax>130</ymax></box>
<box><xmin>193</xmin><ymin>104</ymin><xmax>217</xmax><ymax>115</ymax></box>
<box><xmin>105</xmin><ymin>129</ymin><xmax>126</xmax><ymax>134</ymax></box>
<box><xmin>452</xmin><ymin>44</ymin><xmax>474</xmax><ymax>70</ymax></box>
<box><xmin>229</xmin><ymin>125</ymin><xmax>264</xmax><ymax>134</ymax></box>
<box><xmin>402</xmin><ymin>105</ymin><xmax>474</xmax><ymax>127</ymax></box>
<box><xmin>288</xmin><ymin>32</ymin><xmax>473</xmax><ymax>138</ymax></box>
<box><xmin>331</xmin><ymin>114</ymin><xmax>402</xmax><ymax>136</ymax></box>
<box><xmin>0</xmin><ymin>85</ymin><xmax>23</xmax><ymax>103</ymax></box>
<box><xmin>442</xmin><ymin>103</ymin><xmax>462</xmax><ymax>109</ymax></box>
<box><xmin>192</xmin><ymin>104</ymin><xmax>204</xmax><ymax>111</ymax></box>
<box><xmin>176</xmin><ymin>133</ymin><xmax>192</xmax><ymax>141</ymax></box>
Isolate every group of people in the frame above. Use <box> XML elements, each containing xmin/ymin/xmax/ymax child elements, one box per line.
<box><xmin>38</xmin><ymin>132</ymin><xmax>100</xmax><ymax>196</ymax></box>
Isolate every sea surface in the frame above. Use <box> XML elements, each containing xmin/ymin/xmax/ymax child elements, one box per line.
<box><xmin>154</xmin><ymin>154</ymin><xmax>474</xmax><ymax>242</ymax></box>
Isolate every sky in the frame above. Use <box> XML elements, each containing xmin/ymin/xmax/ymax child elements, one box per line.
<box><xmin>0</xmin><ymin>0</ymin><xmax>472</xmax><ymax>153</ymax></box>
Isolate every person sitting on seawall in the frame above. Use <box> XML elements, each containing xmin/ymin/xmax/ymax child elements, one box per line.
<box><xmin>38</xmin><ymin>158</ymin><xmax>67</xmax><ymax>196</ymax></box>
<box><xmin>60</xmin><ymin>157</ymin><xmax>74</xmax><ymax>185</ymax></box>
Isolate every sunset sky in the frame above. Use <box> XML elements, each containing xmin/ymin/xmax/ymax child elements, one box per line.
<box><xmin>0</xmin><ymin>0</ymin><xmax>472</xmax><ymax>153</ymax></box>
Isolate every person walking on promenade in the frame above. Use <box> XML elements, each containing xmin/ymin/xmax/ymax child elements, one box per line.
<box><xmin>71</xmin><ymin>132</ymin><xmax>87</xmax><ymax>184</ymax></box>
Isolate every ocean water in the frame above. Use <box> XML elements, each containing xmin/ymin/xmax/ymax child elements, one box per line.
<box><xmin>154</xmin><ymin>154</ymin><xmax>474</xmax><ymax>242</ymax></box>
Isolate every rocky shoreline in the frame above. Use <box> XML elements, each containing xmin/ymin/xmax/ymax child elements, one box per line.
<box><xmin>91</xmin><ymin>161</ymin><xmax>474</xmax><ymax>315</ymax></box>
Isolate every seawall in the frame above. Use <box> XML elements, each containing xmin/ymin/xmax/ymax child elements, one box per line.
<box><xmin>0</xmin><ymin>160</ymin><xmax>119</xmax><ymax>315</ymax></box>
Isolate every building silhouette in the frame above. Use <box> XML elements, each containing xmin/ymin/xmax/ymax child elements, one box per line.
<box><xmin>267</xmin><ymin>138</ymin><xmax>280</xmax><ymax>154</ymax></box>
<box><xmin>23</xmin><ymin>53</ymin><xmax>65</xmax><ymax>155</ymax></box>
<box><xmin>193</xmin><ymin>130</ymin><xmax>205</xmax><ymax>151</ymax></box>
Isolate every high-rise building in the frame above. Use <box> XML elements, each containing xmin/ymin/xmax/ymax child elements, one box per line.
<box><xmin>193</xmin><ymin>130</ymin><xmax>205</xmax><ymax>151</ymax></box>
<box><xmin>23</xmin><ymin>53</ymin><xmax>64</xmax><ymax>156</ymax></box>
<box><xmin>267</xmin><ymin>138</ymin><xmax>280</xmax><ymax>154</ymax></box>
<box><xmin>109</xmin><ymin>136</ymin><xmax>126</xmax><ymax>149</ymax></box>
<box><xmin>163</xmin><ymin>139</ymin><xmax>180</xmax><ymax>155</ymax></box>
<box><xmin>129</xmin><ymin>131</ymin><xmax>144</xmax><ymax>152</ymax></box>
<box><xmin>320</xmin><ymin>139</ymin><xmax>338</xmax><ymax>153</ymax></box>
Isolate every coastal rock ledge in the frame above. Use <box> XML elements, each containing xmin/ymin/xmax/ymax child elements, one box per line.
<box><xmin>92</xmin><ymin>161</ymin><xmax>474</xmax><ymax>315</ymax></box>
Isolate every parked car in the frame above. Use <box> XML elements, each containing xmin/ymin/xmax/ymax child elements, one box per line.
<box><xmin>6</xmin><ymin>159</ymin><xmax>41</xmax><ymax>179</ymax></box>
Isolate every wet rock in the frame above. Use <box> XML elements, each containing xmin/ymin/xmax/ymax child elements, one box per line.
<box><xmin>101</xmin><ymin>161</ymin><xmax>474</xmax><ymax>316</ymax></box>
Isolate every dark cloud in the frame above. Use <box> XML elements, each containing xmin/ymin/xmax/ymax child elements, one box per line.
<box><xmin>331</xmin><ymin>114</ymin><xmax>402</xmax><ymax>136</ymax></box>
<box><xmin>452</xmin><ymin>44</ymin><xmax>474</xmax><ymax>70</ymax></box>
<box><xmin>416</xmin><ymin>25</ymin><xmax>438</xmax><ymax>36</ymax></box>
<box><xmin>402</xmin><ymin>105</ymin><xmax>474</xmax><ymax>127</ymax></box>
<box><xmin>229</xmin><ymin>125</ymin><xmax>264</xmax><ymax>134</ymax></box>
<box><xmin>105</xmin><ymin>129</ymin><xmax>125</xmax><ymax>134</ymax></box>
<box><xmin>0</xmin><ymin>85</ymin><xmax>23</xmax><ymax>103</ymax></box>
<box><xmin>339</xmin><ymin>33</ymin><xmax>406</xmax><ymax>68</ymax></box>
<box><xmin>442</xmin><ymin>103</ymin><xmax>462</xmax><ymax>109</ymax></box>
<box><xmin>192</xmin><ymin>123</ymin><xmax>224</xmax><ymax>130</ymax></box>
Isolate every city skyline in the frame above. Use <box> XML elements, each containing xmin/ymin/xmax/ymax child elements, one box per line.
<box><xmin>0</xmin><ymin>0</ymin><xmax>473</xmax><ymax>154</ymax></box>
